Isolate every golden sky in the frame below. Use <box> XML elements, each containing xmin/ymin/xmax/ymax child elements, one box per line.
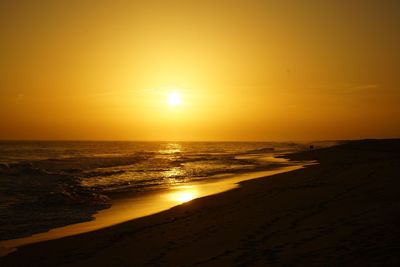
<box><xmin>1</xmin><ymin>0</ymin><xmax>399</xmax><ymax>141</ymax></box>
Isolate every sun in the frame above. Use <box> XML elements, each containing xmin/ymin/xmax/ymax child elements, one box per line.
<box><xmin>166</xmin><ymin>92</ymin><xmax>182</xmax><ymax>106</ymax></box>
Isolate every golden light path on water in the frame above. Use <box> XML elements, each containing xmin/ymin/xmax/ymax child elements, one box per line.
<box><xmin>0</xmin><ymin>149</ymin><xmax>310</xmax><ymax>256</ymax></box>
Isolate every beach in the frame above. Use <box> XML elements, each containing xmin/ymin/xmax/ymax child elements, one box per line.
<box><xmin>1</xmin><ymin>139</ymin><xmax>400</xmax><ymax>266</ymax></box>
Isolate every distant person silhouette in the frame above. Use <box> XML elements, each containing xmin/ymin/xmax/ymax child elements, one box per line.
<box><xmin>309</xmin><ymin>145</ymin><xmax>314</xmax><ymax>151</ymax></box>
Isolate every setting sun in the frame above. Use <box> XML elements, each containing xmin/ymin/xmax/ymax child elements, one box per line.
<box><xmin>166</xmin><ymin>92</ymin><xmax>182</xmax><ymax>106</ymax></box>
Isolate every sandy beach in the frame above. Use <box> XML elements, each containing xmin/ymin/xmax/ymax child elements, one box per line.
<box><xmin>1</xmin><ymin>139</ymin><xmax>400</xmax><ymax>266</ymax></box>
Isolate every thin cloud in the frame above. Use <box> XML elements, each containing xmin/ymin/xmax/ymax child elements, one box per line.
<box><xmin>347</xmin><ymin>84</ymin><xmax>379</xmax><ymax>93</ymax></box>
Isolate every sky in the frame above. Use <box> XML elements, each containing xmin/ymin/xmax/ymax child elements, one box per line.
<box><xmin>1</xmin><ymin>0</ymin><xmax>399</xmax><ymax>141</ymax></box>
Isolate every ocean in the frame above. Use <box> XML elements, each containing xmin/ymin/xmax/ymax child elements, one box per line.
<box><xmin>0</xmin><ymin>141</ymin><xmax>317</xmax><ymax>240</ymax></box>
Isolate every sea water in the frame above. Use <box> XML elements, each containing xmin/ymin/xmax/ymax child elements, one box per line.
<box><xmin>0</xmin><ymin>141</ymin><xmax>312</xmax><ymax>240</ymax></box>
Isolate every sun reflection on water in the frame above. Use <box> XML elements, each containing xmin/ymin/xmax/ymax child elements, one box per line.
<box><xmin>164</xmin><ymin>167</ymin><xmax>182</xmax><ymax>178</ymax></box>
<box><xmin>167</xmin><ymin>186</ymin><xmax>198</xmax><ymax>204</ymax></box>
<box><xmin>159</xmin><ymin>143</ymin><xmax>182</xmax><ymax>154</ymax></box>
<box><xmin>159</xmin><ymin>143</ymin><xmax>186</xmax><ymax>184</ymax></box>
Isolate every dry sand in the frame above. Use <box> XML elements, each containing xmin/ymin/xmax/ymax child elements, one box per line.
<box><xmin>1</xmin><ymin>139</ymin><xmax>400</xmax><ymax>266</ymax></box>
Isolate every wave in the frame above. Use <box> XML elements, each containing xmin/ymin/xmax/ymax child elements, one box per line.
<box><xmin>0</xmin><ymin>141</ymin><xmax>309</xmax><ymax>241</ymax></box>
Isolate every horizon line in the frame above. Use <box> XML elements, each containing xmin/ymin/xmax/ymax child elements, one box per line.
<box><xmin>0</xmin><ymin>138</ymin><xmax>394</xmax><ymax>143</ymax></box>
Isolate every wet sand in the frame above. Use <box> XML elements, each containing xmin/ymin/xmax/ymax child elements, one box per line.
<box><xmin>1</xmin><ymin>139</ymin><xmax>400</xmax><ymax>266</ymax></box>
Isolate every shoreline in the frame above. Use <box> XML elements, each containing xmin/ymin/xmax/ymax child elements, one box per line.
<box><xmin>1</xmin><ymin>139</ymin><xmax>400</xmax><ymax>266</ymax></box>
<box><xmin>0</xmin><ymin>156</ymin><xmax>308</xmax><ymax>257</ymax></box>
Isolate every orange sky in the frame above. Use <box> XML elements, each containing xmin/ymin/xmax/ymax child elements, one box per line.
<box><xmin>1</xmin><ymin>0</ymin><xmax>399</xmax><ymax>141</ymax></box>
